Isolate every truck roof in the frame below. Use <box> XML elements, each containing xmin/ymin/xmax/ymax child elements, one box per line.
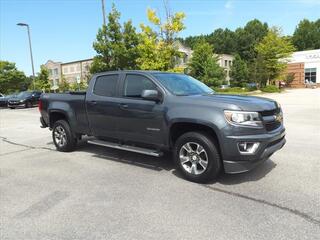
<box><xmin>92</xmin><ymin>70</ymin><xmax>184</xmax><ymax>77</ymax></box>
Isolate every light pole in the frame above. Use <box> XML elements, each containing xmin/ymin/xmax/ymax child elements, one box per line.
<box><xmin>17</xmin><ymin>23</ymin><xmax>35</xmax><ymax>90</ymax></box>
<box><xmin>101</xmin><ymin>0</ymin><xmax>106</xmax><ymax>26</ymax></box>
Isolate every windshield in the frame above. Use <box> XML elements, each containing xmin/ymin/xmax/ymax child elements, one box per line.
<box><xmin>16</xmin><ymin>92</ymin><xmax>32</xmax><ymax>98</ymax></box>
<box><xmin>152</xmin><ymin>73</ymin><xmax>214</xmax><ymax>96</ymax></box>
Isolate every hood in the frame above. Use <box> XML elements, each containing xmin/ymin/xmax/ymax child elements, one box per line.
<box><xmin>185</xmin><ymin>93</ymin><xmax>278</xmax><ymax>112</ymax></box>
<box><xmin>8</xmin><ymin>96</ymin><xmax>27</xmax><ymax>101</ymax></box>
<box><xmin>8</xmin><ymin>97</ymin><xmax>19</xmax><ymax>101</ymax></box>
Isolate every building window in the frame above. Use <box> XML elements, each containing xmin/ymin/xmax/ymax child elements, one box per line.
<box><xmin>53</xmin><ymin>78</ymin><xmax>59</xmax><ymax>87</ymax></box>
<box><xmin>229</xmin><ymin>60</ymin><xmax>232</xmax><ymax>67</ymax></box>
<box><xmin>70</xmin><ymin>66</ymin><xmax>74</xmax><ymax>73</ymax></box>
<box><xmin>305</xmin><ymin>68</ymin><xmax>316</xmax><ymax>83</ymax></box>
<box><xmin>53</xmin><ymin>68</ymin><xmax>58</xmax><ymax>76</ymax></box>
<box><xmin>224</xmin><ymin>60</ymin><xmax>228</xmax><ymax>67</ymax></box>
<box><xmin>76</xmin><ymin>65</ymin><xmax>80</xmax><ymax>72</ymax></box>
<box><xmin>63</xmin><ymin>67</ymin><xmax>68</xmax><ymax>74</ymax></box>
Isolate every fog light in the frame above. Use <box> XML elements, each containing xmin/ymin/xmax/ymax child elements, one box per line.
<box><xmin>238</xmin><ymin>142</ymin><xmax>260</xmax><ymax>154</ymax></box>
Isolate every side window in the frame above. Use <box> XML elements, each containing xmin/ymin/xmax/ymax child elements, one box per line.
<box><xmin>124</xmin><ymin>74</ymin><xmax>157</xmax><ymax>98</ymax></box>
<box><xmin>93</xmin><ymin>74</ymin><xmax>118</xmax><ymax>97</ymax></box>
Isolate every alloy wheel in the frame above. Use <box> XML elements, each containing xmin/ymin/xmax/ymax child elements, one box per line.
<box><xmin>179</xmin><ymin>142</ymin><xmax>208</xmax><ymax>175</ymax></box>
<box><xmin>54</xmin><ymin>125</ymin><xmax>67</xmax><ymax>147</ymax></box>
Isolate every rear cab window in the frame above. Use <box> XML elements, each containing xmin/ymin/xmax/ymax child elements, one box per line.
<box><xmin>93</xmin><ymin>74</ymin><xmax>119</xmax><ymax>97</ymax></box>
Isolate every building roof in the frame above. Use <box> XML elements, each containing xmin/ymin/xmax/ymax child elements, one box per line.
<box><xmin>61</xmin><ymin>58</ymin><xmax>93</xmax><ymax>66</ymax></box>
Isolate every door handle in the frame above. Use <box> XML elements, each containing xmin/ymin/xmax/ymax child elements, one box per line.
<box><xmin>89</xmin><ymin>101</ymin><xmax>97</xmax><ymax>105</ymax></box>
<box><xmin>119</xmin><ymin>103</ymin><xmax>128</xmax><ymax>109</ymax></box>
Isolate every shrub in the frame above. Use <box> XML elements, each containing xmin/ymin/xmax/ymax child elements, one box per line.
<box><xmin>213</xmin><ymin>87</ymin><xmax>250</xmax><ymax>94</ymax></box>
<box><xmin>261</xmin><ymin>85</ymin><xmax>281</xmax><ymax>93</ymax></box>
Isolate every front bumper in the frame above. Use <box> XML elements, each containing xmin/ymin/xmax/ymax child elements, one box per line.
<box><xmin>222</xmin><ymin>127</ymin><xmax>286</xmax><ymax>173</ymax></box>
<box><xmin>7</xmin><ymin>102</ymin><xmax>25</xmax><ymax>107</ymax></box>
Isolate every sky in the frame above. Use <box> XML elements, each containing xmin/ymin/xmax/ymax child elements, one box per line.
<box><xmin>1</xmin><ymin>0</ymin><xmax>320</xmax><ymax>76</ymax></box>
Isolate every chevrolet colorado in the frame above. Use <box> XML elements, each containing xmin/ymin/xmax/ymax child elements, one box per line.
<box><xmin>39</xmin><ymin>71</ymin><xmax>286</xmax><ymax>182</ymax></box>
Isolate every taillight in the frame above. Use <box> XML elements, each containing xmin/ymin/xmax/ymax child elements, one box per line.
<box><xmin>38</xmin><ymin>100</ymin><xmax>42</xmax><ymax>112</ymax></box>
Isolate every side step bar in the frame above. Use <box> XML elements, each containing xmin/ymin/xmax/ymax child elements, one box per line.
<box><xmin>87</xmin><ymin>139</ymin><xmax>163</xmax><ymax>157</ymax></box>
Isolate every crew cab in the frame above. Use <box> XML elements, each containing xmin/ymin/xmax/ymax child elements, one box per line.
<box><xmin>39</xmin><ymin>71</ymin><xmax>286</xmax><ymax>182</ymax></box>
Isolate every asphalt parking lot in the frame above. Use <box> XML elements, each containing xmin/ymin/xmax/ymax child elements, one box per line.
<box><xmin>0</xmin><ymin>88</ymin><xmax>319</xmax><ymax>240</ymax></box>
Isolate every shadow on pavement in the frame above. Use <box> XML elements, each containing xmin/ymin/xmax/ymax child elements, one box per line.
<box><xmin>217</xmin><ymin>159</ymin><xmax>277</xmax><ymax>185</ymax></box>
<box><xmin>77</xmin><ymin>141</ymin><xmax>175</xmax><ymax>172</ymax></box>
<box><xmin>72</xmin><ymin>140</ymin><xmax>277</xmax><ymax>184</ymax></box>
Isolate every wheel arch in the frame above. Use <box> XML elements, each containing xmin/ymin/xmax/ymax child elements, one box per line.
<box><xmin>168</xmin><ymin>120</ymin><xmax>223</xmax><ymax>156</ymax></box>
<box><xmin>49</xmin><ymin>110</ymin><xmax>70</xmax><ymax>128</ymax></box>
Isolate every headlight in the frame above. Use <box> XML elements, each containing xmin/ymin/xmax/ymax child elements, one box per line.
<box><xmin>224</xmin><ymin>110</ymin><xmax>263</xmax><ymax>128</ymax></box>
<box><xmin>20</xmin><ymin>100</ymin><xmax>24</xmax><ymax>103</ymax></box>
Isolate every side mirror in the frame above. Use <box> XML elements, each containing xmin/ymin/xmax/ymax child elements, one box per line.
<box><xmin>141</xmin><ymin>89</ymin><xmax>161</xmax><ymax>102</ymax></box>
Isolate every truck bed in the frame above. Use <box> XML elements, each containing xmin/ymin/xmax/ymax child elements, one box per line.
<box><xmin>40</xmin><ymin>92</ymin><xmax>90</xmax><ymax>135</ymax></box>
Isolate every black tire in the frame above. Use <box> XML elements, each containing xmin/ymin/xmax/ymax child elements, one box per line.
<box><xmin>9</xmin><ymin>107</ymin><xmax>15</xmax><ymax>109</ymax></box>
<box><xmin>173</xmin><ymin>131</ymin><xmax>221</xmax><ymax>183</ymax></box>
<box><xmin>52</xmin><ymin>120</ymin><xmax>77</xmax><ymax>152</ymax></box>
<box><xmin>25</xmin><ymin>101</ymin><xmax>32</xmax><ymax>108</ymax></box>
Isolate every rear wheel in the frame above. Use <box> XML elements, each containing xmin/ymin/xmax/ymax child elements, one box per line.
<box><xmin>52</xmin><ymin>120</ymin><xmax>77</xmax><ymax>152</ymax></box>
<box><xmin>25</xmin><ymin>101</ymin><xmax>32</xmax><ymax>108</ymax></box>
<box><xmin>173</xmin><ymin>131</ymin><xmax>221</xmax><ymax>183</ymax></box>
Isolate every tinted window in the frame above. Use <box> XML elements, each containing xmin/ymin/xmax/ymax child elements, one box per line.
<box><xmin>152</xmin><ymin>73</ymin><xmax>213</xmax><ymax>96</ymax></box>
<box><xmin>17</xmin><ymin>91</ymin><xmax>32</xmax><ymax>98</ymax></box>
<box><xmin>93</xmin><ymin>75</ymin><xmax>118</xmax><ymax>97</ymax></box>
<box><xmin>124</xmin><ymin>74</ymin><xmax>157</xmax><ymax>98</ymax></box>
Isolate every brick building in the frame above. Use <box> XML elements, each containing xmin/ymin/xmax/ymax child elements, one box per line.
<box><xmin>43</xmin><ymin>59</ymin><xmax>93</xmax><ymax>89</ymax></box>
<box><xmin>286</xmin><ymin>49</ymin><xmax>320</xmax><ymax>87</ymax></box>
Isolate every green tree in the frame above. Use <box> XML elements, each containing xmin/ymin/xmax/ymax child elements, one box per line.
<box><xmin>178</xmin><ymin>35</ymin><xmax>207</xmax><ymax>49</ymax></box>
<box><xmin>58</xmin><ymin>75</ymin><xmax>70</xmax><ymax>92</ymax></box>
<box><xmin>122</xmin><ymin>20</ymin><xmax>140</xmax><ymax>69</ymax></box>
<box><xmin>235</xmin><ymin>19</ymin><xmax>269</xmax><ymax>62</ymax></box>
<box><xmin>230</xmin><ymin>54</ymin><xmax>249</xmax><ymax>87</ymax></box>
<box><xmin>188</xmin><ymin>41</ymin><xmax>225</xmax><ymax>87</ymax></box>
<box><xmin>136</xmin><ymin>8</ymin><xmax>185</xmax><ymax>71</ymax></box>
<box><xmin>255</xmin><ymin>27</ymin><xmax>295</xmax><ymax>86</ymax></box>
<box><xmin>0</xmin><ymin>61</ymin><xmax>29</xmax><ymax>94</ymax></box>
<box><xmin>34</xmin><ymin>66</ymin><xmax>51</xmax><ymax>92</ymax></box>
<box><xmin>292</xmin><ymin>19</ymin><xmax>320</xmax><ymax>51</ymax></box>
<box><xmin>207</xmin><ymin>28</ymin><xmax>237</xmax><ymax>54</ymax></box>
<box><xmin>90</xmin><ymin>4</ymin><xmax>139</xmax><ymax>73</ymax></box>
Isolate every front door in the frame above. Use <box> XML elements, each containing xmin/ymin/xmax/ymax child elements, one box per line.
<box><xmin>117</xmin><ymin>74</ymin><xmax>166</xmax><ymax>147</ymax></box>
<box><xmin>86</xmin><ymin>74</ymin><xmax>122</xmax><ymax>140</ymax></box>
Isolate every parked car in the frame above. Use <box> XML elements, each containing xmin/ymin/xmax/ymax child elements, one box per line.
<box><xmin>39</xmin><ymin>71</ymin><xmax>286</xmax><ymax>183</ymax></box>
<box><xmin>247</xmin><ymin>82</ymin><xmax>258</xmax><ymax>89</ymax></box>
<box><xmin>220</xmin><ymin>84</ymin><xmax>230</xmax><ymax>89</ymax></box>
<box><xmin>7</xmin><ymin>91</ymin><xmax>42</xmax><ymax>109</ymax></box>
<box><xmin>0</xmin><ymin>93</ymin><xmax>6</xmax><ymax>107</ymax></box>
<box><xmin>0</xmin><ymin>94</ymin><xmax>16</xmax><ymax>107</ymax></box>
<box><xmin>0</xmin><ymin>93</ymin><xmax>7</xmax><ymax>107</ymax></box>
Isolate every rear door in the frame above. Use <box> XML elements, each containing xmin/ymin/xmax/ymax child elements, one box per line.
<box><xmin>117</xmin><ymin>73</ymin><xmax>166</xmax><ymax>147</ymax></box>
<box><xmin>86</xmin><ymin>74</ymin><xmax>122</xmax><ymax>139</ymax></box>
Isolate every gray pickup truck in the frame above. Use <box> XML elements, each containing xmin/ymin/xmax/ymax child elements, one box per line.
<box><xmin>39</xmin><ymin>71</ymin><xmax>286</xmax><ymax>182</ymax></box>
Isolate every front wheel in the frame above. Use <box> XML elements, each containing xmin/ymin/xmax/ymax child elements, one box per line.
<box><xmin>173</xmin><ymin>132</ymin><xmax>221</xmax><ymax>183</ymax></box>
<box><xmin>52</xmin><ymin>120</ymin><xmax>77</xmax><ymax>152</ymax></box>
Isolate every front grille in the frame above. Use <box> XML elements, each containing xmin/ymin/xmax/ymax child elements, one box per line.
<box><xmin>260</xmin><ymin>108</ymin><xmax>280</xmax><ymax>116</ymax></box>
<box><xmin>265</xmin><ymin>121</ymin><xmax>282</xmax><ymax>131</ymax></box>
<box><xmin>260</xmin><ymin>108</ymin><xmax>282</xmax><ymax>132</ymax></box>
